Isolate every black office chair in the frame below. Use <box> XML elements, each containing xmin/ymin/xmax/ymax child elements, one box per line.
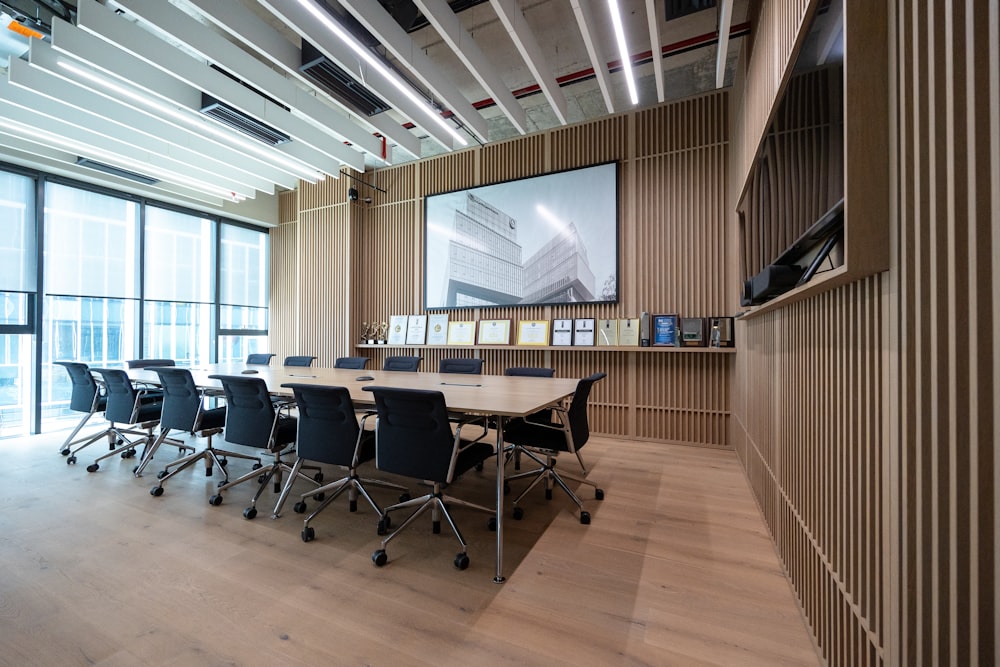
<box><xmin>382</xmin><ymin>356</ymin><xmax>421</xmax><ymax>372</ymax></box>
<box><xmin>54</xmin><ymin>361</ymin><xmax>113</xmax><ymax>463</ymax></box>
<box><xmin>126</xmin><ymin>359</ymin><xmax>176</xmax><ymax>369</ymax></box>
<box><xmin>142</xmin><ymin>368</ymin><xmax>261</xmax><ymax>495</ymax></box>
<box><xmin>334</xmin><ymin>356</ymin><xmax>369</xmax><ymax>370</ymax></box>
<box><xmin>85</xmin><ymin>368</ymin><xmax>187</xmax><ymax>473</ymax></box>
<box><xmin>439</xmin><ymin>358</ymin><xmax>483</xmax><ymax>374</ymax></box>
<box><xmin>364</xmin><ymin>386</ymin><xmax>495</xmax><ymax>570</ymax></box>
<box><xmin>502</xmin><ymin>372</ymin><xmax>607</xmax><ymax>524</ymax></box>
<box><xmin>279</xmin><ymin>383</ymin><xmax>407</xmax><ymax>542</ymax></box>
<box><xmin>284</xmin><ymin>356</ymin><xmax>316</xmax><ymax>367</ymax></box>
<box><xmin>207</xmin><ymin>375</ymin><xmax>317</xmax><ymax>519</ymax></box>
<box><xmin>501</xmin><ymin>367</ymin><xmax>556</xmax><ymax>469</ymax></box>
<box><xmin>246</xmin><ymin>353</ymin><xmax>275</xmax><ymax>365</ymax></box>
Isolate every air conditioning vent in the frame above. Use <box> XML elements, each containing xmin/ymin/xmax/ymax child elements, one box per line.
<box><xmin>300</xmin><ymin>40</ymin><xmax>390</xmax><ymax>117</ymax></box>
<box><xmin>199</xmin><ymin>93</ymin><xmax>291</xmax><ymax>146</ymax></box>
<box><xmin>75</xmin><ymin>157</ymin><xmax>159</xmax><ymax>185</ymax></box>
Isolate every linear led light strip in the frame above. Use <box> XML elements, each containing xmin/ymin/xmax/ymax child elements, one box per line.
<box><xmin>608</xmin><ymin>0</ymin><xmax>638</xmax><ymax>105</ymax></box>
<box><xmin>294</xmin><ymin>0</ymin><xmax>468</xmax><ymax>148</ymax></box>
<box><xmin>57</xmin><ymin>60</ymin><xmax>326</xmax><ymax>184</ymax></box>
<box><xmin>3</xmin><ymin>115</ymin><xmax>247</xmax><ymax>201</ymax></box>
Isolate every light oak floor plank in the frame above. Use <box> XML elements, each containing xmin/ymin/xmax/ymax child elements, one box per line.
<box><xmin>0</xmin><ymin>431</ymin><xmax>818</xmax><ymax>665</ymax></box>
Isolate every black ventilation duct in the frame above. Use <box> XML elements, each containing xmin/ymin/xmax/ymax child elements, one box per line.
<box><xmin>75</xmin><ymin>157</ymin><xmax>159</xmax><ymax>185</ymax></box>
<box><xmin>299</xmin><ymin>40</ymin><xmax>390</xmax><ymax>117</ymax></box>
<box><xmin>199</xmin><ymin>93</ymin><xmax>291</xmax><ymax>146</ymax></box>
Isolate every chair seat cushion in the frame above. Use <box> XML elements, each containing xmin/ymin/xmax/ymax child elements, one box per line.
<box><xmin>198</xmin><ymin>406</ymin><xmax>227</xmax><ymax>431</ymax></box>
<box><xmin>134</xmin><ymin>401</ymin><xmax>164</xmax><ymax>424</ymax></box>
<box><xmin>503</xmin><ymin>418</ymin><xmax>570</xmax><ymax>453</ymax></box>
<box><xmin>452</xmin><ymin>440</ymin><xmax>495</xmax><ymax>478</ymax></box>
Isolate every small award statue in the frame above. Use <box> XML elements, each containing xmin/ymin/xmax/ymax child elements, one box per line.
<box><xmin>360</xmin><ymin>321</ymin><xmax>373</xmax><ymax>345</ymax></box>
<box><xmin>376</xmin><ymin>321</ymin><xmax>388</xmax><ymax>345</ymax></box>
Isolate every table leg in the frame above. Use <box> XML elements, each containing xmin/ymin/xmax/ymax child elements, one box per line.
<box><xmin>494</xmin><ymin>418</ymin><xmax>506</xmax><ymax>584</ymax></box>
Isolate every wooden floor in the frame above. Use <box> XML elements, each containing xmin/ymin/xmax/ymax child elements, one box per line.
<box><xmin>0</xmin><ymin>430</ymin><xmax>818</xmax><ymax>666</ymax></box>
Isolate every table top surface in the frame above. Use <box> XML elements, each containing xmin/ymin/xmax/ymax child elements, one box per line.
<box><xmin>130</xmin><ymin>362</ymin><xmax>580</xmax><ymax>418</ymax></box>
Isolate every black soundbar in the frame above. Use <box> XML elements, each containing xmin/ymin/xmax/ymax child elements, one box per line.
<box><xmin>740</xmin><ymin>264</ymin><xmax>805</xmax><ymax>306</ymax></box>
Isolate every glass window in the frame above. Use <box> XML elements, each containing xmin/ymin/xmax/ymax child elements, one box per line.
<box><xmin>220</xmin><ymin>224</ymin><xmax>268</xmax><ymax>308</ymax></box>
<box><xmin>0</xmin><ymin>171</ymin><xmax>36</xmax><ymax>293</ymax></box>
<box><xmin>144</xmin><ymin>207</ymin><xmax>214</xmax><ymax>302</ymax></box>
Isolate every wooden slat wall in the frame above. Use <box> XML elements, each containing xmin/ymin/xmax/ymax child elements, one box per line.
<box><xmin>270</xmin><ymin>91</ymin><xmax>732</xmax><ymax>447</ymax></box>
<box><xmin>732</xmin><ymin>0</ymin><xmax>999</xmax><ymax>665</ymax></box>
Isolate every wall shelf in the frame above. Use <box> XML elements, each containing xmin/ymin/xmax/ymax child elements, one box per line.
<box><xmin>356</xmin><ymin>344</ymin><xmax>735</xmax><ymax>353</ymax></box>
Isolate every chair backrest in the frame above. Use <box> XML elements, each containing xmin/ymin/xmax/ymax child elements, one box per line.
<box><xmin>284</xmin><ymin>355</ymin><xmax>316</xmax><ymax>367</ymax></box>
<box><xmin>151</xmin><ymin>367</ymin><xmax>225</xmax><ymax>432</ymax></box>
<box><xmin>246</xmin><ymin>353</ymin><xmax>275</xmax><ymax>365</ymax></box>
<box><xmin>126</xmin><ymin>359</ymin><xmax>176</xmax><ymax>369</ymax></box>
<box><xmin>564</xmin><ymin>372</ymin><xmax>607</xmax><ymax>450</ymax></box>
<box><xmin>504</xmin><ymin>366</ymin><xmax>555</xmax><ymax>378</ymax></box>
<box><xmin>439</xmin><ymin>357</ymin><xmax>483</xmax><ymax>374</ymax></box>
<box><xmin>334</xmin><ymin>356</ymin><xmax>369</xmax><ymax>370</ymax></box>
<box><xmin>282</xmin><ymin>383</ymin><xmax>366</xmax><ymax>466</ymax></box>
<box><xmin>382</xmin><ymin>355</ymin><xmax>421</xmax><ymax>372</ymax></box>
<box><xmin>91</xmin><ymin>368</ymin><xmax>155</xmax><ymax>424</ymax></box>
<box><xmin>54</xmin><ymin>361</ymin><xmax>102</xmax><ymax>412</ymax></box>
<box><xmin>366</xmin><ymin>386</ymin><xmax>456</xmax><ymax>482</ymax></box>
<box><xmin>209</xmin><ymin>374</ymin><xmax>291</xmax><ymax>450</ymax></box>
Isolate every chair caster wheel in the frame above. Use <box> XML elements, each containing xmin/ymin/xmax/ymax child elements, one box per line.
<box><xmin>580</xmin><ymin>511</ymin><xmax>591</xmax><ymax>525</ymax></box>
<box><xmin>123</xmin><ymin>449</ymin><xmax>137</xmax><ymax>459</ymax></box>
<box><xmin>474</xmin><ymin>462</ymin><xmax>484</xmax><ymax>472</ymax></box>
<box><xmin>258</xmin><ymin>474</ymin><xmax>268</xmax><ymax>484</ymax></box>
<box><xmin>219</xmin><ymin>458</ymin><xmax>228</xmax><ymax>467</ymax></box>
<box><xmin>150</xmin><ymin>486</ymin><xmax>164</xmax><ymax>497</ymax></box>
<box><xmin>61</xmin><ymin>448</ymin><xmax>70</xmax><ymax>456</ymax></box>
<box><xmin>454</xmin><ymin>553</ymin><xmax>470</xmax><ymax>570</ymax></box>
<box><xmin>302</xmin><ymin>527</ymin><xmax>315</xmax><ymax>542</ymax></box>
<box><xmin>67</xmin><ymin>456</ymin><xmax>77</xmax><ymax>465</ymax></box>
<box><xmin>487</xmin><ymin>517</ymin><xmax>497</xmax><ymax>531</ymax></box>
<box><xmin>243</xmin><ymin>507</ymin><xmax>257</xmax><ymax>520</ymax></box>
<box><xmin>398</xmin><ymin>492</ymin><xmax>410</xmax><ymax>503</ymax></box>
<box><xmin>595</xmin><ymin>489</ymin><xmax>605</xmax><ymax>500</ymax></box>
<box><xmin>293</xmin><ymin>501</ymin><xmax>307</xmax><ymax>514</ymax></box>
<box><xmin>209</xmin><ymin>494</ymin><xmax>223</xmax><ymax>506</ymax></box>
<box><xmin>217</xmin><ymin>480</ymin><xmax>227</xmax><ymax>488</ymax></box>
<box><xmin>503</xmin><ymin>482</ymin><xmax>511</xmax><ymax>495</ymax></box>
<box><xmin>86</xmin><ymin>463</ymin><xmax>99</xmax><ymax>473</ymax></box>
<box><xmin>512</xmin><ymin>507</ymin><xmax>524</xmax><ymax>520</ymax></box>
<box><xmin>313</xmin><ymin>492</ymin><xmax>326</xmax><ymax>502</ymax></box>
<box><xmin>157</xmin><ymin>470</ymin><xmax>168</xmax><ymax>479</ymax></box>
<box><xmin>372</xmin><ymin>549</ymin><xmax>388</xmax><ymax>567</ymax></box>
<box><xmin>313</xmin><ymin>472</ymin><xmax>324</xmax><ymax>483</ymax></box>
<box><xmin>377</xmin><ymin>516</ymin><xmax>391</xmax><ymax>535</ymax></box>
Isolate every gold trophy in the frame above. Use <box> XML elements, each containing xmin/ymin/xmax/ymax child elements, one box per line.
<box><xmin>360</xmin><ymin>321</ymin><xmax>371</xmax><ymax>344</ymax></box>
<box><xmin>376</xmin><ymin>321</ymin><xmax>388</xmax><ymax>344</ymax></box>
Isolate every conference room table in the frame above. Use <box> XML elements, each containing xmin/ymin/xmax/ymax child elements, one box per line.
<box><xmin>129</xmin><ymin>361</ymin><xmax>580</xmax><ymax>583</ymax></box>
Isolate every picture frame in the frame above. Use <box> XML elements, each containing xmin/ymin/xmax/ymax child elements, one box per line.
<box><xmin>652</xmin><ymin>314</ymin><xmax>679</xmax><ymax>346</ymax></box>
<box><xmin>516</xmin><ymin>320</ymin><xmax>550</xmax><ymax>346</ymax></box>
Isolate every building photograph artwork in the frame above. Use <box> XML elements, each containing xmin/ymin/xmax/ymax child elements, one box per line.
<box><xmin>423</xmin><ymin>162</ymin><xmax>619</xmax><ymax>309</ymax></box>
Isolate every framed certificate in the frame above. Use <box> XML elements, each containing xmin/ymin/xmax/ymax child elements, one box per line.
<box><xmin>516</xmin><ymin>320</ymin><xmax>550</xmax><ymax>346</ymax></box>
<box><xmin>597</xmin><ymin>319</ymin><xmax>618</xmax><ymax>346</ymax></box>
<box><xmin>426</xmin><ymin>313</ymin><xmax>449</xmax><ymax>345</ymax></box>
<box><xmin>387</xmin><ymin>315</ymin><xmax>408</xmax><ymax>345</ymax></box>
<box><xmin>405</xmin><ymin>314</ymin><xmax>427</xmax><ymax>345</ymax></box>
<box><xmin>446</xmin><ymin>320</ymin><xmax>476</xmax><ymax>345</ymax></box>
<box><xmin>618</xmin><ymin>318</ymin><xmax>640</xmax><ymax>346</ymax></box>
<box><xmin>477</xmin><ymin>319</ymin><xmax>511</xmax><ymax>345</ymax></box>
<box><xmin>573</xmin><ymin>318</ymin><xmax>595</xmax><ymax>346</ymax></box>
<box><xmin>652</xmin><ymin>313</ymin><xmax>679</xmax><ymax>346</ymax></box>
<box><xmin>551</xmin><ymin>319</ymin><xmax>573</xmax><ymax>346</ymax></box>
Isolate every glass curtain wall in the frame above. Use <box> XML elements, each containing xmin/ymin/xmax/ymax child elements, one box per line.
<box><xmin>143</xmin><ymin>207</ymin><xmax>213</xmax><ymax>365</ymax></box>
<box><xmin>217</xmin><ymin>224</ymin><xmax>268</xmax><ymax>362</ymax></box>
<box><xmin>0</xmin><ymin>171</ymin><xmax>36</xmax><ymax>437</ymax></box>
<box><xmin>41</xmin><ymin>183</ymin><xmax>140</xmax><ymax>431</ymax></box>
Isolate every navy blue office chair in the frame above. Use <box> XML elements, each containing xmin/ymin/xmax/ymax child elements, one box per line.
<box><xmin>284</xmin><ymin>355</ymin><xmax>317</xmax><ymax>367</ymax></box>
<box><xmin>334</xmin><ymin>356</ymin><xmax>369</xmax><ymax>370</ymax></box>
<box><xmin>54</xmin><ymin>361</ymin><xmax>114</xmax><ymax>463</ymax></box>
<box><xmin>382</xmin><ymin>356</ymin><xmax>421</xmax><ymax>372</ymax></box>
<box><xmin>246</xmin><ymin>353</ymin><xmax>275</xmax><ymax>365</ymax></box>
<box><xmin>502</xmin><ymin>372</ymin><xmax>607</xmax><ymax>524</ymax></box>
<box><xmin>207</xmin><ymin>375</ymin><xmax>318</xmax><ymax>519</ymax></box>
<box><xmin>500</xmin><ymin>367</ymin><xmax>557</xmax><ymax>469</ymax></box>
<box><xmin>364</xmin><ymin>386</ymin><xmax>495</xmax><ymax>570</ymax></box>
<box><xmin>439</xmin><ymin>358</ymin><xmax>483</xmax><ymax>374</ymax></box>
<box><xmin>142</xmin><ymin>368</ymin><xmax>261</xmax><ymax>495</ymax></box>
<box><xmin>279</xmin><ymin>383</ymin><xmax>406</xmax><ymax>542</ymax></box>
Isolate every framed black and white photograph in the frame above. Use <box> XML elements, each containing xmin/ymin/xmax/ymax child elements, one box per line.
<box><xmin>423</xmin><ymin>162</ymin><xmax>619</xmax><ymax>309</ymax></box>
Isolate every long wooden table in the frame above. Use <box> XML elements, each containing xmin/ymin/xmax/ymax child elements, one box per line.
<box><xmin>132</xmin><ymin>362</ymin><xmax>579</xmax><ymax>583</ymax></box>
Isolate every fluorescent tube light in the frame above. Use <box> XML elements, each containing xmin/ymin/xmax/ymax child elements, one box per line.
<box><xmin>608</xmin><ymin>0</ymin><xmax>638</xmax><ymax>105</ymax></box>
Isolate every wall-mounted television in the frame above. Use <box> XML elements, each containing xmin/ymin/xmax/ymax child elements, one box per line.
<box><xmin>423</xmin><ymin>162</ymin><xmax>619</xmax><ymax>310</ymax></box>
